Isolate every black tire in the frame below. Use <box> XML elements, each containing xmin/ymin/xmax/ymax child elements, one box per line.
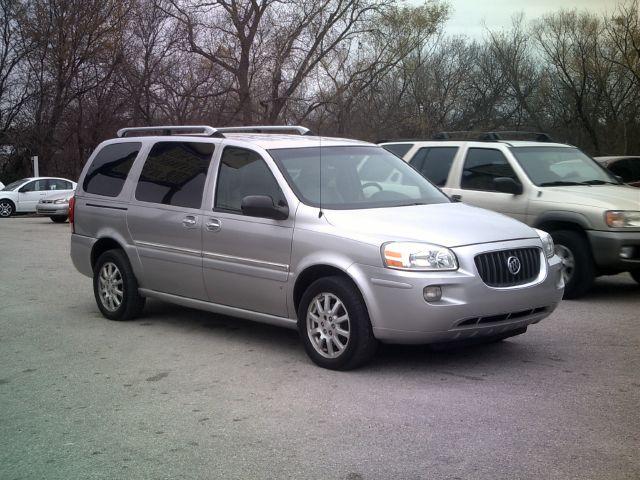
<box><xmin>297</xmin><ymin>276</ymin><xmax>378</xmax><ymax>370</ymax></box>
<box><xmin>0</xmin><ymin>199</ymin><xmax>14</xmax><ymax>218</ymax></box>
<box><xmin>93</xmin><ymin>249</ymin><xmax>145</xmax><ymax>321</ymax></box>
<box><xmin>50</xmin><ymin>215</ymin><xmax>68</xmax><ymax>223</ymax></box>
<box><xmin>551</xmin><ymin>230</ymin><xmax>594</xmax><ymax>299</ymax></box>
<box><xmin>630</xmin><ymin>270</ymin><xmax>640</xmax><ymax>284</ymax></box>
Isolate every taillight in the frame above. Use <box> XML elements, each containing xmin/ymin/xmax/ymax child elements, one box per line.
<box><xmin>69</xmin><ymin>195</ymin><xmax>75</xmax><ymax>232</ymax></box>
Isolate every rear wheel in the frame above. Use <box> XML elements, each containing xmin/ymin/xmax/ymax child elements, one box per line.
<box><xmin>50</xmin><ymin>215</ymin><xmax>67</xmax><ymax>223</ymax></box>
<box><xmin>0</xmin><ymin>200</ymin><xmax>14</xmax><ymax>218</ymax></box>
<box><xmin>93</xmin><ymin>249</ymin><xmax>145</xmax><ymax>321</ymax></box>
<box><xmin>551</xmin><ymin>230</ymin><xmax>594</xmax><ymax>299</ymax></box>
<box><xmin>630</xmin><ymin>270</ymin><xmax>640</xmax><ymax>284</ymax></box>
<box><xmin>298</xmin><ymin>276</ymin><xmax>377</xmax><ymax>370</ymax></box>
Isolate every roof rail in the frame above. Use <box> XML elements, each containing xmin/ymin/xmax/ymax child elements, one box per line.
<box><xmin>116</xmin><ymin>125</ymin><xmax>313</xmax><ymax>138</ymax></box>
<box><xmin>432</xmin><ymin>130</ymin><xmax>554</xmax><ymax>142</ymax></box>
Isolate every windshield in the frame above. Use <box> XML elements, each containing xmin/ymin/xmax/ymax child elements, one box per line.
<box><xmin>1</xmin><ymin>178</ymin><xmax>29</xmax><ymax>191</ymax></box>
<box><xmin>269</xmin><ymin>146</ymin><xmax>449</xmax><ymax>209</ymax></box>
<box><xmin>511</xmin><ymin>147</ymin><xmax>620</xmax><ymax>186</ymax></box>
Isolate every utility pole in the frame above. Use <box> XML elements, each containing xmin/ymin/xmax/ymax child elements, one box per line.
<box><xmin>31</xmin><ymin>156</ymin><xmax>39</xmax><ymax>177</ymax></box>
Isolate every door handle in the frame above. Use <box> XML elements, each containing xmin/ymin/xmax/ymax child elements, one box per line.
<box><xmin>206</xmin><ymin>218</ymin><xmax>221</xmax><ymax>232</ymax></box>
<box><xmin>451</xmin><ymin>194</ymin><xmax>462</xmax><ymax>202</ymax></box>
<box><xmin>182</xmin><ymin>215</ymin><xmax>197</xmax><ymax>227</ymax></box>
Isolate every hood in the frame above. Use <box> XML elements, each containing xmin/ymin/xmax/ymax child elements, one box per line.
<box><xmin>538</xmin><ymin>184</ymin><xmax>640</xmax><ymax>209</ymax></box>
<box><xmin>323</xmin><ymin>203</ymin><xmax>537</xmax><ymax>248</ymax></box>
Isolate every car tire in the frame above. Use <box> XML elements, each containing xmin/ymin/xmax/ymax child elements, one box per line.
<box><xmin>0</xmin><ymin>199</ymin><xmax>14</xmax><ymax>218</ymax></box>
<box><xmin>297</xmin><ymin>276</ymin><xmax>378</xmax><ymax>370</ymax></box>
<box><xmin>93</xmin><ymin>249</ymin><xmax>145</xmax><ymax>321</ymax></box>
<box><xmin>50</xmin><ymin>216</ymin><xmax>68</xmax><ymax>223</ymax></box>
<box><xmin>630</xmin><ymin>270</ymin><xmax>640</xmax><ymax>285</ymax></box>
<box><xmin>551</xmin><ymin>230</ymin><xmax>594</xmax><ymax>299</ymax></box>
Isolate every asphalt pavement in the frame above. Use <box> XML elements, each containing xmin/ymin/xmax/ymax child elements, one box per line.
<box><xmin>1</xmin><ymin>217</ymin><xmax>638</xmax><ymax>480</ymax></box>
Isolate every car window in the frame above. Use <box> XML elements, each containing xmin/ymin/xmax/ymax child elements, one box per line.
<box><xmin>48</xmin><ymin>179</ymin><xmax>71</xmax><ymax>190</ymax></box>
<box><xmin>21</xmin><ymin>180</ymin><xmax>47</xmax><ymax>192</ymax></box>
<box><xmin>2</xmin><ymin>178</ymin><xmax>29</xmax><ymax>191</ymax></box>
<box><xmin>381</xmin><ymin>143</ymin><xmax>413</xmax><ymax>158</ymax></box>
<box><xmin>135</xmin><ymin>142</ymin><xmax>213</xmax><ymax>209</ymax></box>
<box><xmin>410</xmin><ymin>147</ymin><xmax>458</xmax><ymax>186</ymax></box>
<box><xmin>608</xmin><ymin>159</ymin><xmax>637</xmax><ymax>183</ymax></box>
<box><xmin>84</xmin><ymin>142</ymin><xmax>141</xmax><ymax>197</ymax></box>
<box><xmin>461</xmin><ymin>148</ymin><xmax>518</xmax><ymax>192</ymax></box>
<box><xmin>215</xmin><ymin>147</ymin><xmax>286</xmax><ymax>213</ymax></box>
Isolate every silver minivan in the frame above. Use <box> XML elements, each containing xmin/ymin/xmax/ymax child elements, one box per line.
<box><xmin>70</xmin><ymin>126</ymin><xmax>564</xmax><ymax>369</ymax></box>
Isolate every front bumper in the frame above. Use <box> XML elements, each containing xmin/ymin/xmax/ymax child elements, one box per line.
<box><xmin>36</xmin><ymin>203</ymin><xmax>69</xmax><ymax>216</ymax></box>
<box><xmin>587</xmin><ymin>230</ymin><xmax>640</xmax><ymax>271</ymax></box>
<box><xmin>348</xmin><ymin>239</ymin><xmax>564</xmax><ymax>344</ymax></box>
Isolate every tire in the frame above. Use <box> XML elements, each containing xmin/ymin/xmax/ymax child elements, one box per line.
<box><xmin>93</xmin><ymin>249</ymin><xmax>145</xmax><ymax>321</ymax></box>
<box><xmin>297</xmin><ymin>276</ymin><xmax>378</xmax><ymax>370</ymax></box>
<box><xmin>50</xmin><ymin>216</ymin><xmax>68</xmax><ymax>223</ymax></box>
<box><xmin>0</xmin><ymin>199</ymin><xmax>14</xmax><ymax>218</ymax></box>
<box><xmin>551</xmin><ymin>230</ymin><xmax>594</xmax><ymax>299</ymax></box>
<box><xmin>630</xmin><ymin>270</ymin><xmax>640</xmax><ymax>284</ymax></box>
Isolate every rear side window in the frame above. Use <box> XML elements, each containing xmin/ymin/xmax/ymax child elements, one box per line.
<box><xmin>48</xmin><ymin>179</ymin><xmax>72</xmax><ymax>190</ymax></box>
<box><xmin>215</xmin><ymin>147</ymin><xmax>285</xmax><ymax>213</ymax></box>
<box><xmin>136</xmin><ymin>142</ymin><xmax>214</xmax><ymax>209</ymax></box>
<box><xmin>461</xmin><ymin>148</ymin><xmax>518</xmax><ymax>192</ymax></box>
<box><xmin>409</xmin><ymin>147</ymin><xmax>457</xmax><ymax>186</ymax></box>
<box><xmin>382</xmin><ymin>143</ymin><xmax>413</xmax><ymax>158</ymax></box>
<box><xmin>83</xmin><ymin>142</ymin><xmax>140</xmax><ymax>197</ymax></box>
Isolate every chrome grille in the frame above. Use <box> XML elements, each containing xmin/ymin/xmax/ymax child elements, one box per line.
<box><xmin>475</xmin><ymin>248</ymin><xmax>541</xmax><ymax>287</ymax></box>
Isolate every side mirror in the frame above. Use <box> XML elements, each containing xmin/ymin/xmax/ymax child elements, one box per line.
<box><xmin>493</xmin><ymin>177</ymin><xmax>523</xmax><ymax>195</ymax></box>
<box><xmin>18</xmin><ymin>186</ymin><xmax>29</xmax><ymax>193</ymax></box>
<box><xmin>241</xmin><ymin>195</ymin><xmax>289</xmax><ymax>220</ymax></box>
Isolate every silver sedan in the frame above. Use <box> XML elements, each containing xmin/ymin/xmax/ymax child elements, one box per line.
<box><xmin>36</xmin><ymin>192</ymin><xmax>73</xmax><ymax>223</ymax></box>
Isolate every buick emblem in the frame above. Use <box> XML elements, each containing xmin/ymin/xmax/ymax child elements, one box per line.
<box><xmin>507</xmin><ymin>256</ymin><xmax>521</xmax><ymax>275</ymax></box>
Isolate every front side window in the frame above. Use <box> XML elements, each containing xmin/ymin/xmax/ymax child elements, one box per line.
<box><xmin>461</xmin><ymin>148</ymin><xmax>519</xmax><ymax>192</ymax></box>
<box><xmin>21</xmin><ymin>180</ymin><xmax>47</xmax><ymax>192</ymax></box>
<box><xmin>136</xmin><ymin>142</ymin><xmax>213</xmax><ymax>209</ymax></box>
<box><xmin>269</xmin><ymin>146</ymin><xmax>449</xmax><ymax>209</ymax></box>
<box><xmin>84</xmin><ymin>142</ymin><xmax>140</xmax><ymax>197</ymax></box>
<box><xmin>215</xmin><ymin>147</ymin><xmax>286</xmax><ymax>213</ymax></box>
<box><xmin>410</xmin><ymin>147</ymin><xmax>458</xmax><ymax>186</ymax></box>
<box><xmin>608</xmin><ymin>159</ymin><xmax>640</xmax><ymax>184</ymax></box>
<box><xmin>511</xmin><ymin>147</ymin><xmax>619</xmax><ymax>186</ymax></box>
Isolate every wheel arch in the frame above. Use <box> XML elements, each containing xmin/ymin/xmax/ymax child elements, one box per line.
<box><xmin>91</xmin><ymin>237</ymin><xmax>126</xmax><ymax>268</ymax></box>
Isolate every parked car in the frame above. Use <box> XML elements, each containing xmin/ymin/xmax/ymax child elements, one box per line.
<box><xmin>36</xmin><ymin>191</ymin><xmax>73</xmax><ymax>222</ymax></box>
<box><xmin>380</xmin><ymin>132</ymin><xmax>640</xmax><ymax>297</ymax></box>
<box><xmin>0</xmin><ymin>177</ymin><xmax>76</xmax><ymax>218</ymax></box>
<box><xmin>70</xmin><ymin>125</ymin><xmax>564</xmax><ymax>370</ymax></box>
<box><xmin>595</xmin><ymin>156</ymin><xmax>640</xmax><ymax>187</ymax></box>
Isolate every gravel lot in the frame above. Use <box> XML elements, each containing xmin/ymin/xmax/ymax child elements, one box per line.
<box><xmin>1</xmin><ymin>217</ymin><xmax>639</xmax><ymax>480</ymax></box>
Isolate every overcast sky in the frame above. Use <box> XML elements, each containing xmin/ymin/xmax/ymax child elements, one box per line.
<box><xmin>441</xmin><ymin>0</ymin><xmax>621</xmax><ymax>38</ymax></box>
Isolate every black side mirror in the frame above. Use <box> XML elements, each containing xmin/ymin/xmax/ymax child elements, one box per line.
<box><xmin>241</xmin><ymin>195</ymin><xmax>289</xmax><ymax>220</ymax></box>
<box><xmin>493</xmin><ymin>177</ymin><xmax>523</xmax><ymax>195</ymax></box>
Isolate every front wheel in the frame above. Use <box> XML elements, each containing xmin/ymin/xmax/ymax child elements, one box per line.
<box><xmin>630</xmin><ymin>270</ymin><xmax>640</xmax><ymax>285</ymax></box>
<box><xmin>551</xmin><ymin>230</ymin><xmax>594</xmax><ymax>299</ymax></box>
<box><xmin>50</xmin><ymin>216</ymin><xmax>68</xmax><ymax>223</ymax></box>
<box><xmin>0</xmin><ymin>200</ymin><xmax>14</xmax><ymax>218</ymax></box>
<box><xmin>93</xmin><ymin>249</ymin><xmax>145</xmax><ymax>321</ymax></box>
<box><xmin>298</xmin><ymin>276</ymin><xmax>378</xmax><ymax>370</ymax></box>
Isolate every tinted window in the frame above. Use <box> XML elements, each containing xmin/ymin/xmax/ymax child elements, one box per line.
<box><xmin>215</xmin><ymin>147</ymin><xmax>285</xmax><ymax>213</ymax></box>
<box><xmin>462</xmin><ymin>149</ymin><xmax>518</xmax><ymax>191</ymax></box>
<box><xmin>136</xmin><ymin>142</ymin><xmax>213</xmax><ymax>209</ymax></box>
<box><xmin>84</xmin><ymin>142</ymin><xmax>140</xmax><ymax>197</ymax></box>
<box><xmin>21</xmin><ymin>180</ymin><xmax>47</xmax><ymax>192</ymax></box>
<box><xmin>609</xmin><ymin>159</ymin><xmax>640</xmax><ymax>183</ymax></box>
<box><xmin>382</xmin><ymin>143</ymin><xmax>413</xmax><ymax>158</ymax></box>
<box><xmin>410</xmin><ymin>147</ymin><xmax>457</xmax><ymax>186</ymax></box>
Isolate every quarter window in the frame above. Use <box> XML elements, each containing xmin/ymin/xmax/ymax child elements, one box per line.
<box><xmin>84</xmin><ymin>142</ymin><xmax>140</xmax><ymax>197</ymax></box>
<box><xmin>135</xmin><ymin>142</ymin><xmax>213</xmax><ymax>209</ymax></box>
<box><xmin>461</xmin><ymin>148</ymin><xmax>518</xmax><ymax>192</ymax></box>
<box><xmin>410</xmin><ymin>147</ymin><xmax>458</xmax><ymax>186</ymax></box>
<box><xmin>48</xmin><ymin>179</ymin><xmax>72</xmax><ymax>190</ymax></box>
<box><xmin>382</xmin><ymin>143</ymin><xmax>413</xmax><ymax>158</ymax></box>
<box><xmin>215</xmin><ymin>147</ymin><xmax>285</xmax><ymax>213</ymax></box>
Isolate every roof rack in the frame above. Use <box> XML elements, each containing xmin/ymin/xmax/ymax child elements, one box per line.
<box><xmin>432</xmin><ymin>130</ymin><xmax>554</xmax><ymax>142</ymax></box>
<box><xmin>116</xmin><ymin>125</ymin><xmax>314</xmax><ymax>138</ymax></box>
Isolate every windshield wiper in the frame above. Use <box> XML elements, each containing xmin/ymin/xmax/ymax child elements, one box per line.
<box><xmin>539</xmin><ymin>181</ymin><xmax>589</xmax><ymax>187</ymax></box>
<box><xmin>580</xmin><ymin>179</ymin><xmax>620</xmax><ymax>185</ymax></box>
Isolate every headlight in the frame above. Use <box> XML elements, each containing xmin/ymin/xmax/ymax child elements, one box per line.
<box><xmin>605</xmin><ymin>211</ymin><xmax>640</xmax><ymax>228</ymax></box>
<box><xmin>382</xmin><ymin>242</ymin><xmax>458</xmax><ymax>271</ymax></box>
<box><xmin>54</xmin><ymin>198</ymin><xmax>69</xmax><ymax>204</ymax></box>
<box><xmin>535</xmin><ymin>228</ymin><xmax>555</xmax><ymax>258</ymax></box>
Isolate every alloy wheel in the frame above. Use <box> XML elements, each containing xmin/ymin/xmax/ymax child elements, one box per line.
<box><xmin>306</xmin><ymin>292</ymin><xmax>351</xmax><ymax>359</ymax></box>
<box><xmin>98</xmin><ymin>262</ymin><xmax>124</xmax><ymax>312</ymax></box>
<box><xmin>0</xmin><ymin>201</ymin><xmax>13</xmax><ymax>217</ymax></box>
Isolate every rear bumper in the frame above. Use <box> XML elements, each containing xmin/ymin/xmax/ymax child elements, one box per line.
<box><xmin>587</xmin><ymin>230</ymin><xmax>640</xmax><ymax>271</ymax></box>
<box><xmin>70</xmin><ymin>233</ymin><xmax>96</xmax><ymax>278</ymax></box>
<box><xmin>348</xmin><ymin>239</ymin><xmax>565</xmax><ymax>344</ymax></box>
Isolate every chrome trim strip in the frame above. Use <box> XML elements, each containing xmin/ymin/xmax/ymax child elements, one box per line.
<box><xmin>202</xmin><ymin>251</ymin><xmax>289</xmax><ymax>272</ymax></box>
<box><xmin>135</xmin><ymin>241</ymin><xmax>201</xmax><ymax>257</ymax></box>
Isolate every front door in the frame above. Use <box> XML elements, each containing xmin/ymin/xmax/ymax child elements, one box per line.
<box><xmin>127</xmin><ymin>141</ymin><xmax>214</xmax><ymax>300</ymax></box>
<box><xmin>17</xmin><ymin>179</ymin><xmax>49</xmax><ymax>212</ymax></box>
<box><xmin>202</xmin><ymin>146</ymin><xmax>293</xmax><ymax>317</ymax></box>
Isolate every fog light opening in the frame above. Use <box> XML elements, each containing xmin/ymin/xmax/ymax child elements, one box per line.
<box><xmin>619</xmin><ymin>246</ymin><xmax>634</xmax><ymax>259</ymax></box>
<box><xmin>423</xmin><ymin>285</ymin><xmax>442</xmax><ymax>302</ymax></box>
